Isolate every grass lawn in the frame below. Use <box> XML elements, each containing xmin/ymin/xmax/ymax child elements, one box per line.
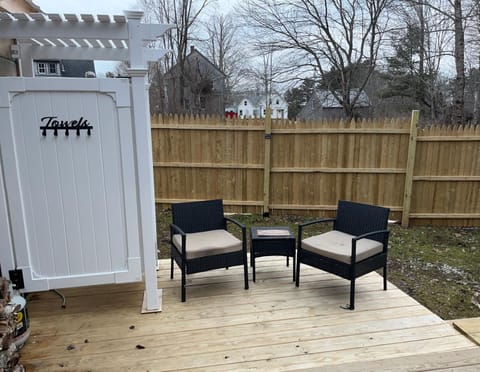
<box><xmin>156</xmin><ymin>208</ymin><xmax>480</xmax><ymax>320</ymax></box>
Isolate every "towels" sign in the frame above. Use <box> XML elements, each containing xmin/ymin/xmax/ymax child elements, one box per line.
<box><xmin>40</xmin><ymin>116</ymin><xmax>93</xmax><ymax>136</ymax></box>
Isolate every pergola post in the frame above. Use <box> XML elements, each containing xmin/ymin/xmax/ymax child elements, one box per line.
<box><xmin>126</xmin><ymin>11</ymin><xmax>161</xmax><ymax>312</ymax></box>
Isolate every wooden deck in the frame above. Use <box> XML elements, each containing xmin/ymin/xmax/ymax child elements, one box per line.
<box><xmin>20</xmin><ymin>257</ymin><xmax>479</xmax><ymax>371</ymax></box>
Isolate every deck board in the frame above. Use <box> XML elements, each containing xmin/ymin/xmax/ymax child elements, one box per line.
<box><xmin>453</xmin><ymin>318</ymin><xmax>480</xmax><ymax>346</ymax></box>
<box><xmin>20</xmin><ymin>257</ymin><xmax>478</xmax><ymax>371</ymax></box>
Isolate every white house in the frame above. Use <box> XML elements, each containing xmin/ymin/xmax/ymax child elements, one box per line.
<box><xmin>226</xmin><ymin>93</ymin><xmax>289</xmax><ymax>119</ymax></box>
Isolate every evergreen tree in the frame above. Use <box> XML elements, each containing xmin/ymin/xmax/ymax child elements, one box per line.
<box><xmin>284</xmin><ymin>79</ymin><xmax>316</xmax><ymax>119</ymax></box>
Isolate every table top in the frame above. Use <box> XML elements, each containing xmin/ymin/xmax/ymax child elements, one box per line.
<box><xmin>251</xmin><ymin>226</ymin><xmax>294</xmax><ymax>240</ymax></box>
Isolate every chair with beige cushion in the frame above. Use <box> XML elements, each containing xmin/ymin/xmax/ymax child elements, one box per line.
<box><xmin>170</xmin><ymin>199</ymin><xmax>249</xmax><ymax>302</ymax></box>
<box><xmin>296</xmin><ymin>200</ymin><xmax>390</xmax><ymax>310</ymax></box>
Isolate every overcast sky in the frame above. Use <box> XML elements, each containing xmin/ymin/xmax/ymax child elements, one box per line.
<box><xmin>33</xmin><ymin>0</ymin><xmax>139</xmax><ymax>15</ymax></box>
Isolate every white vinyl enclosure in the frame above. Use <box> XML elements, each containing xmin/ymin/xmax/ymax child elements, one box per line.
<box><xmin>0</xmin><ymin>11</ymin><xmax>171</xmax><ymax>311</ymax></box>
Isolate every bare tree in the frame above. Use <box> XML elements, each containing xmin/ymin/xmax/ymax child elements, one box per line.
<box><xmin>139</xmin><ymin>0</ymin><xmax>213</xmax><ymax>114</ymax></box>
<box><xmin>410</xmin><ymin>0</ymin><xmax>472</xmax><ymax>124</ymax></box>
<box><xmin>453</xmin><ymin>0</ymin><xmax>466</xmax><ymax>124</ymax></box>
<box><xmin>466</xmin><ymin>0</ymin><xmax>480</xmax><ymax>123</ymax></box>
<box><xmin>238</xmin><ymin>0</ymin><xmax>392</xmax><ymax>119</ymax></box>
<box><xmin>383</xmin><ymin>1</ymin><xmax>452</xmax><ymax>121</ymax></box>
<box><xmin>201</xmin><ymin>13</ymin><xmax>245</xmax><ymax>105</ymax></box>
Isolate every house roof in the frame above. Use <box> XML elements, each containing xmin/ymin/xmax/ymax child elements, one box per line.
<box><xmin>316</xmin><ymin>89</ymin><xmax>370</xmax><ymax>108</ymax></box>
<box><xmin>0</xmin><ymin>0</ymin><xmax>40</xmax><ymax>13</ymax></box>
<box><xmin>297</xmin><ymin>89</ymin><xmax>370</xmax><ymax>120</ymax></box>
<box><xmin>166</xmin><ymin>46</ymin><xmax>226</xmax><ymax>79</ymax></box>
<box><xmin>188</xmin><ymin>46</ymin><xmax>226</xmax><ymax>78</ymax></box>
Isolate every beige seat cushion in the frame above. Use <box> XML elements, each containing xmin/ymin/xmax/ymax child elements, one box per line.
<box><xmin>173</xmin><ymin>229</ymin><xmax>242</xmax><ymax>259</ymax></box>
<box><xmin>302</xmin><ymin>230</ymin><xmax>383</xmax><ymax>264</ymax></box>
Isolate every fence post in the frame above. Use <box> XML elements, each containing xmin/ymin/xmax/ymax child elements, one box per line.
<box><xmin>263</xmin><ymin>107</ymin><xmax>272</xmax><ymax>216</ymax></box>
<box><xmin>402</xmin><ymin>110</ymin><xmax>420</xmax><ymax>227</ymax></box>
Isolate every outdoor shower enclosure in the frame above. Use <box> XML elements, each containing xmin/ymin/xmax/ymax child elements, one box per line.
<box><xmin>0</xmin><ymin>10</ymin><xmax>171</xmax><ymax>311</ymax></box>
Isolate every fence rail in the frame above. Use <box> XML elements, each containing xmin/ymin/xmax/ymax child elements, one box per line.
<box><xmin>151</xmin><ymin>111</ymin><xmax>480</xmax><ymax>226</ymax></box>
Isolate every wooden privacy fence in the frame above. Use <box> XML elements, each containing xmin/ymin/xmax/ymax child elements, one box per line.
<box><xmin>151</xmin><ymin>110</ymin><xmax>480</xmax><ymax>226</ymax></box>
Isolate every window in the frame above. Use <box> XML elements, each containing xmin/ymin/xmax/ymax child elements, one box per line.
<box><xmin>49</xmin><ymin>63</ymin><xmax>58</xmax><ymax>74</ymax></box>
<box><xmin>239</xmin><ymin>110</ymin><xmax>243</xmax><ymax>116</ymax></box>
<box><xmin>37</xmin><ymin>63</ymin><xmax>46</xmax><ymax>75</ymax></box>
<box><xmin>276</xmin><ymin>99</ymin><xmax>280</xmax><ymax>105</ymax></box>
<box><xmin>244</xmin><ymin>100</ymin><xmax>247</xmax><ymax>106</ymax></box>
<box><xmin>35</xmin><ymin>61</ymin><xmax>60</xmax><ymax>76</ymax></box>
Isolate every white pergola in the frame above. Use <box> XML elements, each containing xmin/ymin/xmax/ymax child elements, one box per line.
<box><xmin>0</xmin><ymin>11</ymin><xmax>170</xmax><ymax>76</ymax></box>
<box><xmin>0</xmin><ymin>11</ymin><xmax>173</xmax><ymax>312</ymax></box>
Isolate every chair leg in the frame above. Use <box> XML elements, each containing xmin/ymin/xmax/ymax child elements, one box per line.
<box><xmin>383</xmin><ymin>265</ymin><xmax>388</xmax><ymax>290</ymax></box>
<box><xmin>292</xmin><ymin>252</ymin><xmax>296</xmax><ymax>282</ymax></box>
<box><xmin>349</xmin><ymin>278</ymin><xmax>355</xmax><ymax>310</ymax></box>
<box><xmin>181</xmin><ymin>267</ymin><xmax>186</xmax><ymax>302</ymax></box>
<box><xmin>170</xmin><ymin>257</ymin><xmax>174</xmax><ymax>279</ymax></box>
<box><xmin>243</xmin><ymin>259</ymin><xmax>249</xmax><ymax>290</ymax></box>
<box><xmin>295</xmin><ymin>252</ymin><xmax>301</xmax><ymax>287</ymax></box>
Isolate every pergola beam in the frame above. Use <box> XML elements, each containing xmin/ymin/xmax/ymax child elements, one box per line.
<box><xmin>19</xmin><ymin>44</ymin><xmax>170</xmax><ymax>64</ymax></box>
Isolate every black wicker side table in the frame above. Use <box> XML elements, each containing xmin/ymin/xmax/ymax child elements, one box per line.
<box><xmin>250</xmin><ymin>226</ymin><xmax>296</xmax><ymax>282</ymax></box>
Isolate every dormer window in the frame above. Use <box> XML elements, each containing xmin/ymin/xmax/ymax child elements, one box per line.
<box><xmin>35</xmin><ymin>61</ymin><xmax>60</xmax><ymax>76</ymax></box>
<box><xmin>276</xmin><ymin>99</ymin><xmax>279</xmax><ymax>105</ymax></box>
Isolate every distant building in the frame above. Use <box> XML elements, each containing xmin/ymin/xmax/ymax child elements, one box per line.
<box><xmin>33</xmin><ymin>59</ymin><xmax>96</xmax><ymax>78</ymax></box>
<box><xmin>226</xmin><ymin>93</ymin><xmax>288</xmax><ymax>119</ymax></box>
<box><xmin>0</xmin><ymin>0</ymin><xmax>41</xmax><ymax>76</ymax></box>
<box><xmin>164</xmin><ymin>46</ymin><xmax>226</xmax><ymax>116</ymax></box>
<box><xmin>298</xmin><ymin>89</ymin><xmax>371</xmax><ymax>120</ymax></box>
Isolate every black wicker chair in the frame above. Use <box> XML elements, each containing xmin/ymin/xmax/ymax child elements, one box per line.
<box><xmin>170</xmin><ymin>199</ymin><xmax>249</xmax><ymax>302</ymax></box>
<box><xmin>296</xmin><ymin>200</ymin><xmax>390</xmax><ymax>310</ymax></box>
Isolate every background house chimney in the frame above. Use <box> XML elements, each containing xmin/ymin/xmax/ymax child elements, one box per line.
<box><xmin>190</xmin><ymin>46</ymin><xmax>195</xmax><ymax>54</ymax></box>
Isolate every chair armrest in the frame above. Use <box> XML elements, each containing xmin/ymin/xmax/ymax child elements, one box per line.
<box><xmin>298</xmin><ymin>218</ymin><xmax>336</xmax><ymax>247</ymax></box>
<box><xmin>170</xmin><ymin>223</ymin><xmax>187</xmax><ymax>258</ymax></box>
<box><xmin>350</xmin><ymin>229</ymin><xmax>390</xmax><ymax>259</ymax></box>
<box><xmin>352</xmin><ymin>229</ymin><xmax>390</xmax><ymax>242</ymax></box>
<box><xmin>299</xmin><ymin>218</ymin><xmax>336</xmax><ymax>229</ymax></box>
<box><xmin>170</xmin><ymin>223</ymin><xmax>186</xmax><ymax>237</ymax></box>
<box><xmin>225</xmin><ymin>216</ymin><xmax>246</xmax><ymax>230</ymax></box>
<box><xmin>225</xmin><ymin>217</ymin><xmax>246</xmax><ymax>251</ymax></box>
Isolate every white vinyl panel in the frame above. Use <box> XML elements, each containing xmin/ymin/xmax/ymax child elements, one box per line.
<box><xmin>12</xmin><ymin>92</ymin><xmax>56</xmax><ymax>278</ymax></box>
<box><xmin>38</xmin><ymin>93</ymin><xmax>71</xmax><ymax>277</ymax></box>
<box><xmin>0</xmin><ymin>142</ymin><xmax>16</xmax><ymax>275</ymax></box>
<box><xmin>83</xmin><ymin>94</ymin><xmax>113</xmax><ymax>273</ymax></box>
<box><xmin>0</xmin><ymin>105</ymin><xmax>32</xmax><ymax>281</ymax></box>
<box><xmin>66</xmin><ymin>95</ymin><xmax>98</xmax><ymax>274</ymax></box>
<box><xmin>50</xmin><ymin>92</ymin><xmax>85</xmax><ymax>276</ymax></box>
<box><xmin>95</xmin><ymin>93</ymin><xmax>128</xmax><ymax>271</ymax></box>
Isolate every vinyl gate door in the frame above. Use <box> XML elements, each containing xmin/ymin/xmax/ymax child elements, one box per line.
<box><xmin>0</xmin><ymin>78</ymin><xmax>143</xmax><ymax>291</ymax></box>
